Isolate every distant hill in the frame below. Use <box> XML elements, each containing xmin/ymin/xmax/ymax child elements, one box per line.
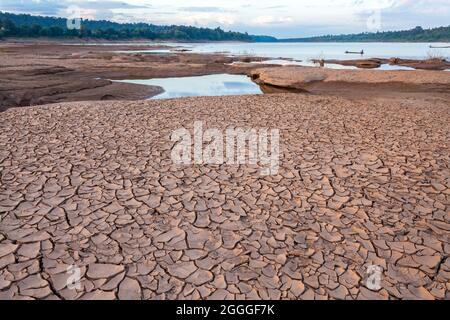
<box><xmin>280</xmin><ymin>26</ymin><xmax>450</xmax><ymax>42</ymax></box>
<box><xmin>0</xmin><ymin>12</ymin><xmax>276</xmax><ymax>42</ymax></box>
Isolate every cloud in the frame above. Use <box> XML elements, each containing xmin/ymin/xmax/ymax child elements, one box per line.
<box><xmin>0</xmin><ymin>0</ymin><xmax>66</xmax><ymax>15</ymax></box>
<box><xmin>1</xmin><ymin>0</ymin><xmax>449</xmax><ymax>38</ymax></box>
<box><xmin>251</xmin><ymin>15</ymin><xmax>293</xmax><ymax>26</ymax></box>
<box><xmin>263</xmin><ymin>6</ymin><xmax>287</xmax><ymax>9</ymax></box>
<box><xmin>178</xmin><ymin>7</ymin><xmax>232</xmax><ymax>13</ymax></box>
<box><xmin>0</xmin><ymin>0</ymin><xmax>149</xmax><ymax>16</ymax></box>
<box><xmin>80</xmin><ymin>1</ymin><xmax>150</xmax><ymax>10</ymax></box>
<box><xmin>170</xmin><ymin>12</ymin><xmax>236</xmax><ymax>27</ymax></box>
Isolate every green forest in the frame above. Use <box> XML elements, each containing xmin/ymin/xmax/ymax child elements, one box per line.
<box><xmin>280</xmin><ymin>26</ymin><xmax>450</xmax><ymax>42</ymax></box>
<box><xmin>0</xmin><ymin>12</ymin><xmax>276</xmax><ymax>42</ymax></box>
<box><xmin>1</xmin><ymin>12</ymin><xmax>449</xmax><ymax>43</ymax></box>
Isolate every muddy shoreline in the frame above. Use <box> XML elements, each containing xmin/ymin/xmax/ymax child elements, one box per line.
<box><xmin>1</xmin><ymin>41</ymin><xmax>450</xmax><ymax>111</ymax></box>
<box><xmin>312</xmin><ymin>57</ymin><xmax>450</xmax><ymax>70</ymax></box>
<box><xmin>251</xmin><ymin>66</ymin><xmax>450</xmax><ymax>100</ymax></box>
<box><xmin>0</xmin><ymin>42</ymin><xmax>276</xmax><ymax>111</ymax></box>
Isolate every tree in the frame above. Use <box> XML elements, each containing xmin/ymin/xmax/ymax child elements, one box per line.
<box><xmin>0</xmin><ymin>11</ymin><xmax>266</xmax><ymax>41</ymax></box>
<box><xmin>1</xmin><ymin>18</ymin><xmax>17</xmax><ymax>36</ymax></box>
<box><xmin>49</xmin><ymin>26</ymin><xmax>63</xmax><ymax>37</ymax></box>
<box><xmin>29</xmin><ymin>24</ymin><xmax>42</xmax><ymax>36</ymax></box>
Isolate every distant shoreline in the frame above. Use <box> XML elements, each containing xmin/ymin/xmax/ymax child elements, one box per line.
<box><xmin>0</xmin><ymin>37</ymin><xmax>257</xmax><ymax>44</ymax></box>
<box><xmin>2</xmin><ymin>12</ymin><xmax>449</xmax><ymax>43</ymax></box>
<box><xmin>277</xmin><ymin>40</ymin><xmax>450</xmax><ymax>43</ymax></box>
<box><xmin>2</xmin><ymin>38</ymin><xmax>450</xmax><ymax>45</ymax></box>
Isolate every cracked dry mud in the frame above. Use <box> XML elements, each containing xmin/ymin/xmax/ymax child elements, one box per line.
<box><xmin>0</xmin><ymin>94</ymin><xmax>449</xmax><ymax>300</ymax></box>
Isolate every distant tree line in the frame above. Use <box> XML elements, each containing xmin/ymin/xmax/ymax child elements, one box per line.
<box><xmin>0</xmin><ymin>12</ymin><xmax>276</xmax><ymax>42</ymax></box>
<box><xmin>280</xmin><ymin>26</ymin><xmax>450</xmax><ymax>42</ymax></box>
<box><xmin>3</xmin><ymin>11</ymin><xmax>447</xmax><ymax>43</ymax></box>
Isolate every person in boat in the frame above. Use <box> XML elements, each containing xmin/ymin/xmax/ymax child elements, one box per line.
<box><xmin>345</xmin><ymin>50</ymin><xmax>364</xmax><ymax>55</ymax></box>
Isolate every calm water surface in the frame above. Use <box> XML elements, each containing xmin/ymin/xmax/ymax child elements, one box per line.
<box><xmin>115</xmin><ymin>42</ymin><xmax>449</xmax><ymax>99</ymax></box>
<box><xmin>172</xmin><ymin>42</ymin><xmax>450</xmax><ymax>61</ymax></box>
<box><xmin>126</xmin><ymin>42</ymin><xmax>449</xmax><ymax>70</ymax></box>
<box><xmin>117</xmin><ymin>74</ymin><xmax>262</xmax><ymax>99</ymax></box>
<box><xmin>70</xmin><ymin>41</ymin><xmax>449</xmax><ymax>64</ymax></box>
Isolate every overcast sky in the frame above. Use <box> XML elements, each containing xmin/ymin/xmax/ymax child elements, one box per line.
<box><xmin>1</xmin><ymin>0</ymin><xmax>449</xmax><ymax>37</ymax></box>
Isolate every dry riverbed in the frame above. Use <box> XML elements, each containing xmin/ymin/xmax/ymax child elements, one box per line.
<box><xmin>0</xmin><ymin>94</ymin><xmax>449</xmax><ymax>300</ymax></box>
<box><xmin>0</xmin><ymin>41</ymin><xmax>449</xmax><ymax>300</ymax></box>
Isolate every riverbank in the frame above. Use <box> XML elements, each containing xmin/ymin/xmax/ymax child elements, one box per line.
<box><xmin>311</xmin><ymin>58</ymin><xmax>450</xmax><ymax>70</ymax></box>
<box><xmin>0</xmin><ymin>42</ymin><xmax>275</xmax><ymax>110</ymax></box>
<box><xmin>250</xmin><ymin>66</ymin><xmax>450</xmax><ymax>100</ymax></box>
<box><xmin>2</xmin><ymin>42</ymin><xmax>450</xmax><ymax>111</ymax></box>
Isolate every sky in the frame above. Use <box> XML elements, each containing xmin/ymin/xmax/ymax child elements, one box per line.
<box><xmin>0</xmin><ymin>0</ymin><xmax>449</xmax><ymax>37</ymax></box>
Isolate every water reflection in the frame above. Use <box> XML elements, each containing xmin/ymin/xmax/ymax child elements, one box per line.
<box><xmin>377</xmin><ymin>64</ymin><xmax>416</xmax><ymax>71</ymax></box>
<box><xmin>174</xmin><ymin>42</ymin><xmax>449</xmax><ymax>61</ymax></box>
<box><xmin>114</xmin><ymin>49</ymin><xmax>173</xmax><ymax>54</ymax></box>
<box><xmin>116</xmin><ymin>74</ymin><xmax>263</xmax><ymax>99</ymax></box>
<box><xmin>232</xmin><ymin>58</ymin><xmax>418</xmax><ymax>70</ymax></box>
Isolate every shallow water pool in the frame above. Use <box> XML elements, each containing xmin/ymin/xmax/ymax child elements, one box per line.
<box><xmin>116</xmin><ymin>74</ymin><xmax>263</xmax><ymax>99</ymax></box>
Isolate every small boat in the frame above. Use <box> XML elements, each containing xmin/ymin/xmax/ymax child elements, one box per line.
<box><xmin>429</xmin><ymin>45</ymin><xmax>450</xmax><ymax>48</ymax></box>
<box><xmin>345</xmin><ymin>50</ymin><xmax>364</xmax><ymax>55</ymax></box>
